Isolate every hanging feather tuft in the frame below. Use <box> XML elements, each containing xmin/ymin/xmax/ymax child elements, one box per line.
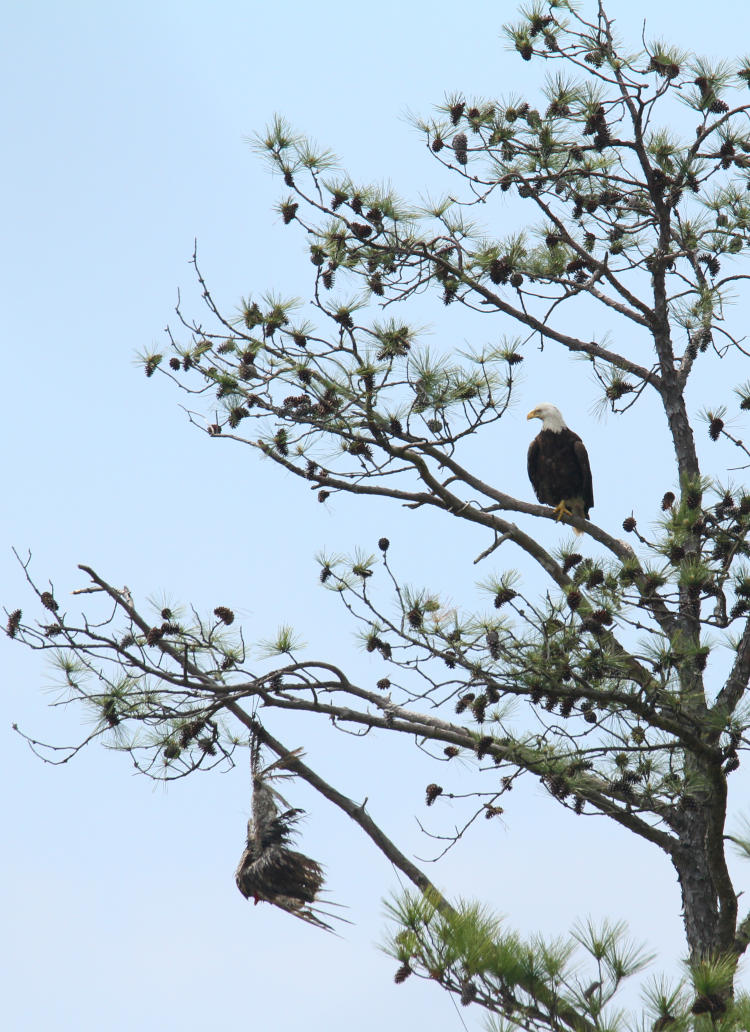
<box><xmin>235</xmin><ymin>735</ymin><xmax>340</xmax><ymax>932</ymax></box>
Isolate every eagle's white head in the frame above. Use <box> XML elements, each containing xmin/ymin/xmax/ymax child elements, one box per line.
<box><xmin>527</xmin><ymin>403</ymin><xmax>568</xmax><ymax>432</ymax></box>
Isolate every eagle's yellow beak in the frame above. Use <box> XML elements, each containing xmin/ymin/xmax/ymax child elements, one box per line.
<box><xmin>527</xmin><ymin>408</ymin><xmax>538</xmax><ymax>420</ymax></box>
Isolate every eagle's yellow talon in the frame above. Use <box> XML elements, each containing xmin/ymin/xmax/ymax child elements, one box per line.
<box><xmin>553</xmin><ymin>500</ymin><xmax>573</xmax><ymax>522</ymax></box>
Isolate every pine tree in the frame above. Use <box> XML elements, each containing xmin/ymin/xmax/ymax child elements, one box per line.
<box><xmin>10</xmin><ymin>2</ymin><xmax>750</xmax><ymax>1026</ymax></box>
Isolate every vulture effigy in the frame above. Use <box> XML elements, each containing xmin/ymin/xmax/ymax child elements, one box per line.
<box><xmin>527</xmin><ymin>403</ymin><xmax>594</xmax><ymax>534</ymax></box>
<box><xmin>235</xmin><ymin>740</ymin><xmax>338</xmax><ymax>932</ymax></box>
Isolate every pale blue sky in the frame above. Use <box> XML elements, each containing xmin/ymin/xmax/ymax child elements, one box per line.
<box><xmin>3</xmin><ymin>2</ymin><xmax>750</xmax><ymax>1029</ymax></box>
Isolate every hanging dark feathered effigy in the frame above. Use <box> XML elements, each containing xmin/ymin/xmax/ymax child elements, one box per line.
<box><xmin>235</xmin><ymin>736</ymin><xmax>339</xmax><ymax>932</ymax></box>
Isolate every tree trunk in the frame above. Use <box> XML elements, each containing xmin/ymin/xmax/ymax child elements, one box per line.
<box><xmin>672</xmin><ymin>764</ymin><xmax>737</xmax><ymax>960</ymax></box>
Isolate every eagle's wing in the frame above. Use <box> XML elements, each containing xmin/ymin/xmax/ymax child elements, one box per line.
<box><xmin>573</xmin><ymin>438</ymin><xmax>594</xmax><ymax>512</ymax></box>
<box><xmin>527</xmin><ymin>436</ymin><xmax>542</xmax><ymax>502</ymax></box>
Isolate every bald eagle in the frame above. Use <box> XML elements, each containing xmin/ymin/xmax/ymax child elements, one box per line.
<box><xmin>527</xmin><ymin>403</ymin><xmax>593</xmax><ymax>533</ymax></box>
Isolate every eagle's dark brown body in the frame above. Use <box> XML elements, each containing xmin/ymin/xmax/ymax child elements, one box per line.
<box><xmin>527</xmin><ymin>426</ymin><xmax>594</xmax><ymax>519</ymax></box>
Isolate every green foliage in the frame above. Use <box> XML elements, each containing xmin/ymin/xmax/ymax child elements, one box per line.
<box><xmin>385</xmin><ymin>892</ymin><xmax>654</xmax><ymax>1030</ymax></box>
<box><xmin>259</xmin><ymin>624</ymin><xmax>306</xmax><ymax>657</ymax></box>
